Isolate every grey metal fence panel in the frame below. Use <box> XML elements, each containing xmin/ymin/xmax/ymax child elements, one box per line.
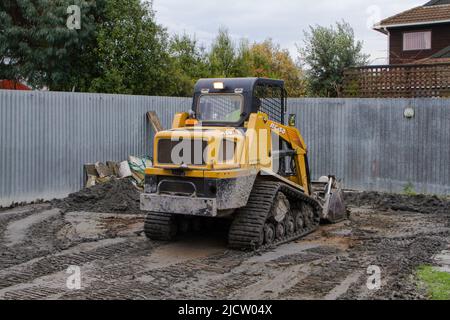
<box><xmin>1</xmin><ymin>91</ymin><xmax>450</xmax><ymax>206</ymax></box>
<box><xmin>288</xmin><ymin>98</ymin><xmax>450</xmax><ymax>195</ymax></box>
<box><xmin>0</xmin><ymin>90</ymin><xmax>190</xmax><ymax>205</ymax></box>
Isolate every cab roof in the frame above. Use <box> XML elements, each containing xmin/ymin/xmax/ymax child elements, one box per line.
<box><xmin>194</xmin><ymin>77</ymin><xmax>284</xmax><ymax>94</ymax></box>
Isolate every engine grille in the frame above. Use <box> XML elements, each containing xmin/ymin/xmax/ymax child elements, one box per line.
<box><xmin>157</xmin><ymin>139</ymin><xmax>207</xmax><ymax>165</ymax></box>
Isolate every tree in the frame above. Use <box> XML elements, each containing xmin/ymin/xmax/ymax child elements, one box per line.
<box><xmin>89</xmin><ymin>0</ymin><xmax>172</xmax><ymax>95</ymax></box>
<box><xmin>168</xmin><ymin>34</ymin><xmax>208</xmax><ymax>96</ymax></box>
<box><xmin>208</xmin><ymin>28</ymin><xmax>240</xmax><ymax>77</ymax></box>
<box><xmin>248</xmin><ymin>40</ymin><xmax>305</xmax><ymax>97</ymax></box>
<box><xmin>207</xmin><ymin>31</ymin><xmax>306</xmax><ymax>96</ymax></box>
<box><xmin>234</xmin><ymin>39</ymin><xmax>253</xmax><ymax>77</ymax></box>
<box><xmin>300</xmin><ymin>21</ymin><xmax>369</xmax><ymax>97</ymax></box>
<box><xmin>0</xmin><ymin>0</ymin><xmax>104</xmax><ymax>91</ymax></box>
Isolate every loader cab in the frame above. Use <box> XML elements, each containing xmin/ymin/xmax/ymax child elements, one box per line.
<box><xmin>193</xmin><ymin>78</ymin><xmax>287</xmax><ymax>127</ymax></box>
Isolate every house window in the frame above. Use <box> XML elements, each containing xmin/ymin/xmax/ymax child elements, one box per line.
<box><xmin>403</xmin><ymin>31</ymin><xmax>431</xmax><ymax>51</ymax></box>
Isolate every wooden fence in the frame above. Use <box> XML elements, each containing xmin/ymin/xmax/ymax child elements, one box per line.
<box><xmin>343</xmin><ymin>63</ymin><xmax>450</xmax><ymax>98</ymax></box>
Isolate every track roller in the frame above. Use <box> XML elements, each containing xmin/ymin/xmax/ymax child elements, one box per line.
<box><xmin>228</xmin><ymin>180</ymin><xmax>321</xmax><ymax>250</ymax></box>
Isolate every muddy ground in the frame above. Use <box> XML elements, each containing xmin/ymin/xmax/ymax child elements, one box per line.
<box><xmin>53</xmin><ymin>178</ymin><xmax>142</xmax><ymax>214</ymax></box>
<box><xmin>0</xmin><ymin>184</ymin><xmax>449</xmax><ymax>300</ymax></box>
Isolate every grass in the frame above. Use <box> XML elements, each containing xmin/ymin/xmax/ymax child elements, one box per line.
<box><xmin>403</xmin><ymin>182</ymin><xmax>417</xmax><ymax>196</ymax></box>
<box><xmin>417</xmin><ymin>266</ymin><xmax>450</xmax><ymax>300</ymax></box>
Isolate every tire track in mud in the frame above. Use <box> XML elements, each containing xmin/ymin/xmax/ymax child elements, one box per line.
<box><xmin>0</xmin><ymin>205</ymin><xmax>59</xmax><ymax>270</ymax></box>
<box><xmin>323</xmin><ymin>271</ymin><xmax>363</xmax><ymax>300</ymax></box>
<box><xmin>0</xmin><ymin>236</ymin><xmax>230</xmax><ymax>300</ymax></box>
<box><xmin>148</xmin><ymin>242</ymin><xmax>345</xmax><ymax>300</ymax></box>
<box><xmin>0</xmin><ymin>205</ymin><xmax>52</xmax><ymax>239</ymax></box>
<box><xmin>221</xmin><ymin>244</ymin><xmax>338</xmax><ymax>299</ymax></box>
<box><xmin>4</xmin><ymin>209</ymin><xmax>60</xmax><ymax>247</ymax></box>
<box><xmin>0</xmin><ymin>208</ymin><xmax>145</xmax><ymax>271</ymax></box>
<box><xmin>0</xmin><ymin>205</ymin><xmax>153</xmax><ymax>300</ymax></box>
<box><xmin>0</xmin><ymin>203</ymin><xmax>449</xmax><ymax>300</ymax></box>
<box><xmin>330</xmin><ymin>209</ymin><xmax>450</xmax><ymax>300</ymax></box>
<box><xmin>0</xmin><ymin>238</ymin><xmax>154</xmax><ymax>294</ymax></box>
<box><xmin>0</xmin><ymin>241</ymin><xmax>155</xmax><ymax>300</ymax></box>
<box><xmin>229</xmin><ymin>262</ymin><xmax>312</xmax><ymax>300</ymax></box>
<box><xmin>58</xmin><ymin>238</ymin><xmax>236</xmax><ymax>300</ymax></box>
<box><xmin>340</xmin><ymin>232</ymin><xmax>449</xmax><ymax>300</ymax></box>
<box><xmin>277</xmin><ymin>251</ymin><xmax>362</xmax><ymax>300</ymax></box>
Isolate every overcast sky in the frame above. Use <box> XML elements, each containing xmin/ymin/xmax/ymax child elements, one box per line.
<box><xmin>153</xmin><ymin>0</ymin><xmax>424</xmax><ymax>65</ymax></box>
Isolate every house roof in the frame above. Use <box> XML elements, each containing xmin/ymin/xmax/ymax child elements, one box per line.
<box><xmin>374</xmin><ymin>1</ymin><xmax>450</xmax><ymax>33</ymax></box>
<box><xmin>425</xmin><ymin>0</ymin><xmax>450</xmax><ymax>6</ymax></box>
<box><xmin>0</xmin><ymin>80</ymin><xmax>31</xmax><ymax>90</ymax></box>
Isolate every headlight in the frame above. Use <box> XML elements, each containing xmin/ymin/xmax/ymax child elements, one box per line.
<box><xmin>213</xmin><ymin>82</ymin><xmax>224</xmax><ymax>90</ymax></box>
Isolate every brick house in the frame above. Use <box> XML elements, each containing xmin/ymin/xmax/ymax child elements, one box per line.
<box><xmin>374</xmin><ymin>0</ymin><xmax>450</xmax><ymax>64</ymax></box>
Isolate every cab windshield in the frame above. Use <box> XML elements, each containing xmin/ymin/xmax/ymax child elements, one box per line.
<box><xmin>197</xmin><ymin>94</ymin><xmax>243</xmax><ymax>123</ymax></box>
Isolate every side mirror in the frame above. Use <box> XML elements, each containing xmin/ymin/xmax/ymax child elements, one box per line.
<box><xmin>288</xmin><ymin>114</ymin><xmax>296</xmax><ymax>127</ymax></box>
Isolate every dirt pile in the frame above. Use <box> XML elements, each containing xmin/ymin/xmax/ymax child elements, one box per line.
<box><xmin>345</xmin><ymin>191</ymin><xmax>450</xmax><ymax>215</ymax></box>
<box><xmin>55</xmin><ymin>178</ymin><xmax>142</xmax><ymax>214</ymax></box>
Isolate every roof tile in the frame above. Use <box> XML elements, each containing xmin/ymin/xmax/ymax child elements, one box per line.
<box><xmin>376</xmin><ymin>4</ymin><xmax>450</xmax><ymax>27</ymax></box>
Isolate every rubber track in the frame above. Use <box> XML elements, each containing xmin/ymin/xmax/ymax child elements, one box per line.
<box><xmin>144</xmin><ymin>212</ymin><xmax>175</xmax><ymax>241</ymax></box>
<box><xmin>228</xmin><ymin>180</ymin><xmax>321</xmax><ymax>250</ymax></box>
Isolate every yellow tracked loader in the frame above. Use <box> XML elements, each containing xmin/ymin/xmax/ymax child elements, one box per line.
<box><xmin>141</xmin><ymin>78</ymin><xmax>346</xmax><ymax>250</ymax></box>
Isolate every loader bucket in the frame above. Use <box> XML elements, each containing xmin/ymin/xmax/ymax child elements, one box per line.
<box><xmin>323</xmin><ymin>185</ymin><xmax>347</xmax><ymax>223</ymax></box>
<box><xmin>313</xmin><ymin>177</ymin><xmax>347</xmax><ymax>224</ymax></box>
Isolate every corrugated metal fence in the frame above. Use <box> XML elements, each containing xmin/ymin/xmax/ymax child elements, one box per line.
<box><xmin>1</xmin><ymin>91</ymin><xmax>449</xmax><ymax>205</ymax></box>
<box><xmin>288</xmin><ymin>98</ymin><xmax>450</xmax><ymax>196</ymax></box>
<box><xmin>0</xmin><ymin>91</ymin><xmax>190</xmax><ymax>205</ymax></box>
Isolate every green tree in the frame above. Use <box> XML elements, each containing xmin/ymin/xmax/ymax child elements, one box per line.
<box><xmin>206</xmin><ymin>31</ymin><xmax>305</xmax><ymax>96</ymax></box>
<box><xmin>0</xmin><ymin>0</ymin><xmax>104</xmax><ymax>91</ymax></box>
<box><xmin>234</xmin><ymin>39</ymin><xmax>253</xmax><ymax>77</ymax></box>
<box><xmin>300</xmin><ymin>21</ymin><xmax>369</xmax><ymax>97</ymax></box>
<box><xmin>89</xmin><ymin>0</ymin><xmax>171</xmax><ymax>95</ymax></box>
<box><xmin>168</xmin><ymin>34</ymin><xmax>208</xmax><ymax>96</ymax></box>
<box><xmin>208</xmin><ymin>28</ymin><xmax>240</xmax><ymax>77</ymax></box>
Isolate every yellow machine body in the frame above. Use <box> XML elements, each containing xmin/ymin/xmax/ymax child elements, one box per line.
<box><xmin>146</xmin><ymin>112</ymin><xmax>311</xmax><ymax>194</ymax></box>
